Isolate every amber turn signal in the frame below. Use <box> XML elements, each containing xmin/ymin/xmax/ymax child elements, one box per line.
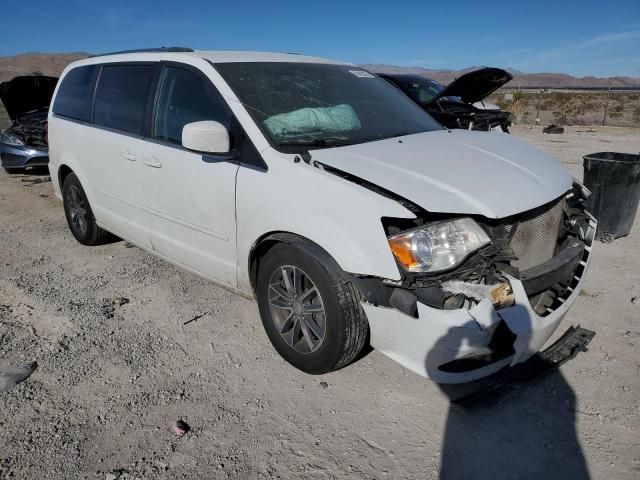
<box><xmin>388</xmin><ymin>236</ymin><xmax>419</xmax><ymax>270</ymax></box>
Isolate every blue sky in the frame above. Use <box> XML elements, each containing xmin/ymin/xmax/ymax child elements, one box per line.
<box><xmin>3</xmin><ymin>0</ymin><xmax>639</xmax><ymax>77</ymax></box>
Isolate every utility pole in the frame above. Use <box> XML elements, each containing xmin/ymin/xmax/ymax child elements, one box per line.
<box><xmin>602</xmin><ymin>77</ymin><xmax>611</xmax><ymax>127</ymax></box>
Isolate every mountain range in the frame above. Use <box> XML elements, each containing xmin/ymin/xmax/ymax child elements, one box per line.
<box><xmin>1</xmin><ymin>52</ymin><xmax>638</xmax><ymax>89</ymax></box>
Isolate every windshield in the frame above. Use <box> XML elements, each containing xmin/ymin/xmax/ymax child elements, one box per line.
<box><xmin>389</xmin><ymin>76</ymin><xmax>452</xmax><ymax>105</ymax></box>
<box><xmin>215</xmin><ymin>62</ymin><xmax>442</xmax><ymax>150</ymax></box>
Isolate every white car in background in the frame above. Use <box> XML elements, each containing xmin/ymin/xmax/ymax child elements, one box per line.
<box><xmin>47</xmin><ymin>48</ymin><xmax>596</xmax><ymax>383</ymax></box>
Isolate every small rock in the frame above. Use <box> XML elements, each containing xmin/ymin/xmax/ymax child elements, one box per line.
<box><xmin>173</xmin><ymin>419</ymin><xmax>190</xmax><ymax>438</ymax></box>
<box><xmin>631</xmin><ymin>297</ymin><xmax>639</xmax><ymax>305</ymax></box>
<box><xmin>105</xmin><ymin>474</ymin><xmax>117</xmax><ymax>480</ymax></box>
<box><xmin>0</xmin><ymin>362</ymin><xmax>38</xmax><ymax>392</ymax></box>
<box><xmin>319</xmin><ymin>381</ymin><xmax>328</xmax><ymax>389</ymax></box>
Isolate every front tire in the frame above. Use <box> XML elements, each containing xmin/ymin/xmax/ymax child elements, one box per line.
<box><xmin>62</xmin><ymin>173</ymin><xmax>111</xmax><ymax>245</ymax></box>
<box><xmin>256</xmin><ymin>243</ymin><xmax>368</xmax><ymax>374</ymax></box>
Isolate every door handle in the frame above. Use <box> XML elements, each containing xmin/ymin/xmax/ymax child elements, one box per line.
<box><xmin>120</xmin><ymin>150</ymin><xmax>137</xmax><ymax>161</ymax></box>
<box><xmin>143</xmin><ymin>156</ymin><xmax>162</xmax><ymax>168</ymax></box>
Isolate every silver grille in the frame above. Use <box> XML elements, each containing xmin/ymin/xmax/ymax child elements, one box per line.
<box><xmin>510</xmin><ymin>199</ymin><xmax>565</xmax><ymax>271</ymax></box>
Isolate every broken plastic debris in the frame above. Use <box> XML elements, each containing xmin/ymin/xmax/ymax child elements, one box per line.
<box><xmin>442</xmin><ymin>281</ymin><xmax>514</xmax><ymax>307</ymax></box>
<box><xmin>543</xmin><ymin>125</ymin><xmax>564</xmax><ymax>134</ymax></box>
<box><xmin>0</xmin><ymin>361</ymin><xmax>37</xmax><ymax>392</ymax></box>
<box><xmin>21</xmin><ymin>176</ymin><xmax>51</xmax><ymax>185</ymax></box>
<box><xmin>442</xmin><ymin>281</ymin><xmax>497</xmax><ymax>302</ymax></box>
<box><xmin>489</xmin><ymin>283</ymin><xmax>515</xmax><ymax>307</ymax></box>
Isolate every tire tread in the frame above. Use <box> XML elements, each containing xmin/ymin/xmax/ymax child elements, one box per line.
<box><xmin>327</xmin><ymin>270</ymin><xmax>368</xmax><ymax>370</ymax></box>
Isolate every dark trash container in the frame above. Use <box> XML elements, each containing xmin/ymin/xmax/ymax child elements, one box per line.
<box><xmin>583</xmin><ymin>152</ymin><xmax>640</xmax><ymax>242</ymax></box>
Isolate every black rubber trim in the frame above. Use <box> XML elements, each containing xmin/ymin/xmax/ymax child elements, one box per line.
<box><xmin>520</xmin><ymin>240</ymin><xmax>585</xmax><ymax>296</ymax></box>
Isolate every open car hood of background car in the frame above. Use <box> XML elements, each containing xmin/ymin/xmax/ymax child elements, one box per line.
<box><xmin>310</xmin><ymin>129</ymin><xmax>572</xmax><ymax>219</ymax></box>
<box><xmin>0</xmin><ymin>75</ymin><xmax>58</xmax><ymax>121</ymax></box>
<box><xmin>428</xmin><ymin>67</ymin><xmax>513</xmax><ymax>105</ymax></box>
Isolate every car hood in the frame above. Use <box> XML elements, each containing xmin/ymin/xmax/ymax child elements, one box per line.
<box><xmin>310</xmin><ymin>130</ymin><xmax>572</xmax><ymax>219</ymax></box>
<box><xmin>0</xmin><ymin>75</ymin><xmax>58</xmax><ymax>120</ymax></box>
<box><xmin>429</xmin><ymin>67</ymin><xmax>512</xmax><ymax>105</ymax></box>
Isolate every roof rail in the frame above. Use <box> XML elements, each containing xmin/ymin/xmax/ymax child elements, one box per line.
<box><xmin>90</xmin><ymin>47</ymin><xmax>194</xmax><ymax>58</ymax></box>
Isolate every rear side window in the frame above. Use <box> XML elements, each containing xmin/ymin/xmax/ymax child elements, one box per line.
<box><xmin>152</xmin><ymin>66</ymin><xmax>231</xmax><ymax>145</ymax></box>
<box><xmin>93</xmin><ymin>65</ymin><xmax>156</xmax><ymax>136</ymax></box>
<box><xmin>52</xmin><ymin>65</ymin><xmax>98</xmax><ymax>122</ymax></box>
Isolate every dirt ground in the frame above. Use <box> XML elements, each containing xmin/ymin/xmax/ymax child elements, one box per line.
<box><xmin>1</xmin><ymin>126</ymin><xmax>639</xmax><ymax>480</ymax></box>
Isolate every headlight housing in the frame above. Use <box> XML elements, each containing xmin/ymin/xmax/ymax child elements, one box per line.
<box><xmin>388</xmin><ymin>218</ymin><xmax>490</xmax><ymax>273</ymax></box>
<box><xmin>0</xmin><ymin>130</ymin><xmax>24</xmax><ymax>147</ymax></box>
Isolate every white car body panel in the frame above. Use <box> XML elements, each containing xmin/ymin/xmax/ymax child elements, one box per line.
<box><xmin>310</xmin><ymin>129</ymin><xmax>573</xmax><ymax>218</ymax></box>
<box><xmin>234</xmin><ymin>149</ymin><xmax>414</xmax><ymax>291</ymax></box>
<box><xmin>134</xmin><ymin>141</ymin><xmax>239</xmax><ymax>287</ymax></box>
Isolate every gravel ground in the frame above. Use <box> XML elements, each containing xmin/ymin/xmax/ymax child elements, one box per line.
<box><xmin>1</xmin><ymin>126</ymin><xmax>639</xmax><ymax>480</ymax></box>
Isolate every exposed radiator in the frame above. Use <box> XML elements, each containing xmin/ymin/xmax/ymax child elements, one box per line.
<box><xmin>510</xmin><ymin>199</ymin><xmax>565</xmax><ymax>271</ymax></box>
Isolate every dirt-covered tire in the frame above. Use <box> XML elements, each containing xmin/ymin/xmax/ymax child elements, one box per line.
<box><xmin>62</xmin><ymin>173</ymin><xmax>112</xmax><ymax>245</ymax></box>
<box><xmin>256</xmin><ymin>242</ymin><xmax>368</xmax><ymax>374</ymax></box>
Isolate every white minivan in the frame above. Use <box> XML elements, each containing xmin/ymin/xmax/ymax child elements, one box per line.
<box><xmin>48</xmin><ymin>48</ymin><xmax>596</xmax><ymax>383</ymax></box>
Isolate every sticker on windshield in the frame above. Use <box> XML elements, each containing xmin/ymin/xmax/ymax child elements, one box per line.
<box><xmin>349</xmin><ymin>70</ymin><xmax>375</xmax><ymax>78</ymax></box>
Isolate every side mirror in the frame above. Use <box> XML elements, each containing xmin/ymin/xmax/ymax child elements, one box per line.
<box><xmin>182</xmin><ymin>121</ymin><xmax>230</xmax><ymax>154</ymax></box>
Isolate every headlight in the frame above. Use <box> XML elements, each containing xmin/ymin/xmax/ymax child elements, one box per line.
<box><xmin>387</xmin><ymin>218</ymin><xmax>490</xmax><ymax>273</ymax></box>
<box><xmin>0</xmin><ymin>130</ymin><xmax>24</xmax><ymax>146</ymax></box>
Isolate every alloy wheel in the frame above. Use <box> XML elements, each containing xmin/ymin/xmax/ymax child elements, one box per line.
<box><xmin>268</xmin><ymin>265</ymin><xmax>326</xmax><ymax>354</ymax></box>
<box><xmin>66</xmin><ymin>186</ymin><xmax>88</xmax><ymax>236</ymax></box>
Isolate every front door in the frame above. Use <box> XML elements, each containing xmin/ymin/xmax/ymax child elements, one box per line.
<box><xmin>137</xmin><ymin>64</ymin><xmax>239</xmax><ymax>287</ymax></box>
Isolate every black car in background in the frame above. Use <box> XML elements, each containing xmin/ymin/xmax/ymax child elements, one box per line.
<box><xmin>378</xmin><ymin>67</ymin><xmax>513</xmax><ymax>132</ymax></box>
<box><xmin>0</xmin><ymin>75</ymin><xmax>58</xmax><ymax>173</ymax></box>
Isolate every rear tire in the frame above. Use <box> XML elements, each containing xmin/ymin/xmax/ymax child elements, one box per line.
<box><xmin>256</xmin><ymin>243</ymin><xmax>368</xmax><ymax>374</ymax></box>
<box><xmin>62</xmin><ymin>173</ymin><xmax>111</xmax><ymax>245</ymax></box>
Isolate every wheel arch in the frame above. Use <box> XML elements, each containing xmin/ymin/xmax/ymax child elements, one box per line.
<box><xmin>57</xmin><ymin>164</ymin><xmax>74</xmax><ymax>191</ymax></box>
<box><xmin>248</xmin><ymin>231</ymin><xmax>344</xmax><ymax>295</ymax></box>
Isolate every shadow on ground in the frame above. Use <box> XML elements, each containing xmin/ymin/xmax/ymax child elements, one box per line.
<box><xmin>437</xmin><ymin>369</ymin><xmax>589</xmax><ymax>479</ymax></box>
<box><xmin>428</xmin><ymin>305</ymin><xmax>592</xmax><ymax>479</ymax></box>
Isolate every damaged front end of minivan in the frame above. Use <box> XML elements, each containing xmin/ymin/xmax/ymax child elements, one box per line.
<box><xmin>342</xmin><ymin>179</ymin><xmax>596</xmax><ymax>383</ymax></box>
<box><xmin>304</xmin><ymin>125</ymin><xmax>597</xmax><ymax>383</ymax></box>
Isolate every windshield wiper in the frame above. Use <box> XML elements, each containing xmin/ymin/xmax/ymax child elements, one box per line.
<box><xmin>278</xmin><ymin>137</ymin><xmax>353</xmax><ymax>148</ymax></box>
